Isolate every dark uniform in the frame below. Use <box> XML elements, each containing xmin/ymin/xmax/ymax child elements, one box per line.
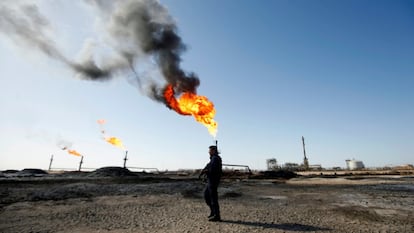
<box><xmin>202</xmin><ymin>146</ymin><xmax>222</xmax><ymax>221</ymax></box>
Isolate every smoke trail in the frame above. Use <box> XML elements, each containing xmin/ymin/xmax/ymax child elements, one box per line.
<box><xmin>0</xmin><ymin>0</ymin><xmax>200</xmax><ymax>104</ymax></box>
<box><xmin>56</xmin><ymin>139</ymin><xmax>73</xmax><ymax>151</ymax></box>
<box><xmin>0</xmin><ymin>4</ymin><xmax>65</xmax><ymax>61</ymax></box>
<box><xmin>0</xmin><ymin>2</ymin><xmax>118</xmax><ymax>80</ymax></box>
<box><xmin>88</xmin><ymin>0</ymin><xmax>200</xmax><ymax>101</ymax></box>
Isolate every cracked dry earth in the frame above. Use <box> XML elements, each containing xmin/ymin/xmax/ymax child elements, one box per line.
<box><xmin>0</xmin><ymin>176</ymin><xmax>413</xmax><ymax>233</ymax></box>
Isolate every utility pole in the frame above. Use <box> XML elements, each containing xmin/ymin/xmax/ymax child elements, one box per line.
<box><xmin>302</xmin><ymin>136</ymin><xmax>309</xmax><ymax>170</ymax></box>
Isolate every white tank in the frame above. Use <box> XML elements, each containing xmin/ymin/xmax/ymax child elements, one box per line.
<box><xmin>346</xmin><ymin>159</ymin><xmax>365</xmax><ymax>170</ymax></box>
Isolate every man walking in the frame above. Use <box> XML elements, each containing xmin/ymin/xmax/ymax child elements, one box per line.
<box><xmin>201</xmin><ymin>145</ymin><xmax>222</xmax><ymax>222</ymax></box>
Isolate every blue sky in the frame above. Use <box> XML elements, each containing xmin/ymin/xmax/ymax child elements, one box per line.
<box><xmin>0</xmin><ymin>0</ymin><xmax>413</xmax><ymax>171</ymax></box>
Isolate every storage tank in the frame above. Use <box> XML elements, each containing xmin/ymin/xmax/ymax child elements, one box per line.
<box><xmin>346</xmin><ymin>159</ymin><xmax>365</xmax><ymax>170</ymax></box>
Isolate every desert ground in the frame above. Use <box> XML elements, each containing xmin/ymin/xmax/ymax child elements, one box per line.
<box><xmin>0</xmin><ymin>168</ymin><xmax>413</xmax><ymax>233</ymax></box>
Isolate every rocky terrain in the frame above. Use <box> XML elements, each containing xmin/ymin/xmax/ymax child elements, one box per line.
<box><xmin>0</xmin><ymin>167</ymin><xmax>413</xmax><ymax>232</ymax></box>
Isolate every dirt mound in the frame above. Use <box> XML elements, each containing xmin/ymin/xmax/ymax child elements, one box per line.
<box><xmin>15</xmin><ymin>168</ymin><xmax>48</xmax><ymax>177</ymax></box>
<box><xmin>2</xmin><ymin>170</ymin><xmax>19</xmax><ymax>174</ymax></box>
<box><xmin>88</xmin><ymin>167</ymin><xmax>136</xmax><ymax>177</ymax></box>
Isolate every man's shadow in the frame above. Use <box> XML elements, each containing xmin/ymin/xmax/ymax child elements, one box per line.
<box><xmin>221</xmin><ymin>220</ymin><xmax>330</xmax><ymax>231</ymax></box>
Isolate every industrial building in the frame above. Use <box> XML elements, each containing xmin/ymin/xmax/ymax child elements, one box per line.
<box><xmin>345</xmin><ymin>159</ymin><xmax>365</xmax><ymax>170</ymax></box>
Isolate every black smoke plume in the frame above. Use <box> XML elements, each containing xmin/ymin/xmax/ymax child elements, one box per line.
<box><xmin>0</xmin><ymin>0</ymin><xmax>199</xmax><ymax>103</ymax></box>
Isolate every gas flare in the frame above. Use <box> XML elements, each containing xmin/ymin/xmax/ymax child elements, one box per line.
<box><xmin>164</xmin><ymin>84</ymin><xmax>218</xmax><ymax>137</ymax></box>
<box><xmin>97</xmin><ymin>119</ymin><xmax>106</xmax><ymax>125</ymax></box>
<box><xmin>97</xmin><ymin>120</ymin><xmax>126</xmax><ymax>150</ymax></box>
<box><xmin>105</xmin><ymin>137</ymin><xmax>125</xmax><ymax>150</ymax></box>
<box><xmin>67</xmin><ymin>149</ymin><xmax>81</xmax><ymax>157</ymax></box>
<box><xmin>58</xmin><ymin>140</ymin><xmax>81</xmax><ymax>157</ymax></box>
<box><xmin>60</xmin><ymin>146</ymin><xmax>81</xmax><ymax>157</ymax></box>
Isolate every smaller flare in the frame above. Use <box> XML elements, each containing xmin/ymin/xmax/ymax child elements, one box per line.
<box><xmin>61</xmin><ymin>146</ymin><xmax>81</xmax><ymax>157</ymax></box>
<box><xmin>67</xmin><ymin>149</ymin><xmax>81</xmax><ymax>157</ymax></box>
<box><xmin>97</xmin><ymin>119</ymin><xmax>106</xmax><ymax>125</ymax></box>
<box><xmin>97</xmin><ymin>119</ymin><xmax>126</xmax><ymax>151</ymax></box>
<box><xmin>105</xmin><ymin>136</ymin><xmax>126</xmax><ymax>150</ymax></box>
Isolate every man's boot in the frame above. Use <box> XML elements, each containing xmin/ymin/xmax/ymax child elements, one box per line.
<box><xmin>208</xmin><ymin>215</ymin><xmax>221</xmax><ymax>222</ymax></box>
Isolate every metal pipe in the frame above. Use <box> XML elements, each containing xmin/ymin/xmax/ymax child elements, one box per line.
<box><xmin>222</xmin><ymin>164</ymin><xmax>252</xmax><ymax>174</ymax></box>
<box><xmin>302</xmin><ymin>136</ymin><xmax>306</xmax><ymax>159</ymax></box>
<box><xmin>48</xmin><ymin>154</ymin><xmax>54</xmax><ymax>171</ymax></box>
<box><xmin>123</xmin><ymin>150</ymin><xmax>128</xmax><ymax>168</ymax></box>
<box><xmin>78</xmin><ymin>155</ymin><xmax>83</xmax><ymax>171</ymax></box>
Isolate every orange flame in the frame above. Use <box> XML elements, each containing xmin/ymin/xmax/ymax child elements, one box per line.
<box><xmin>105</xmin><ymin>136</ymin><xmax>125</xmax><ymax>150</ymax></box>
<box><xmin>164</xmin><ymin>84</ymin><xmax>218</xmax><ymax>137</ymax></box>
<box><xmin>97</xmin><ymin>119</ymin><xmax>126</xmax><ymax>150</ymax></box>
<box><xmin>67</xmin><ymin>149</ymin><xmax>81</xmax><ymax>157</ymax></box>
